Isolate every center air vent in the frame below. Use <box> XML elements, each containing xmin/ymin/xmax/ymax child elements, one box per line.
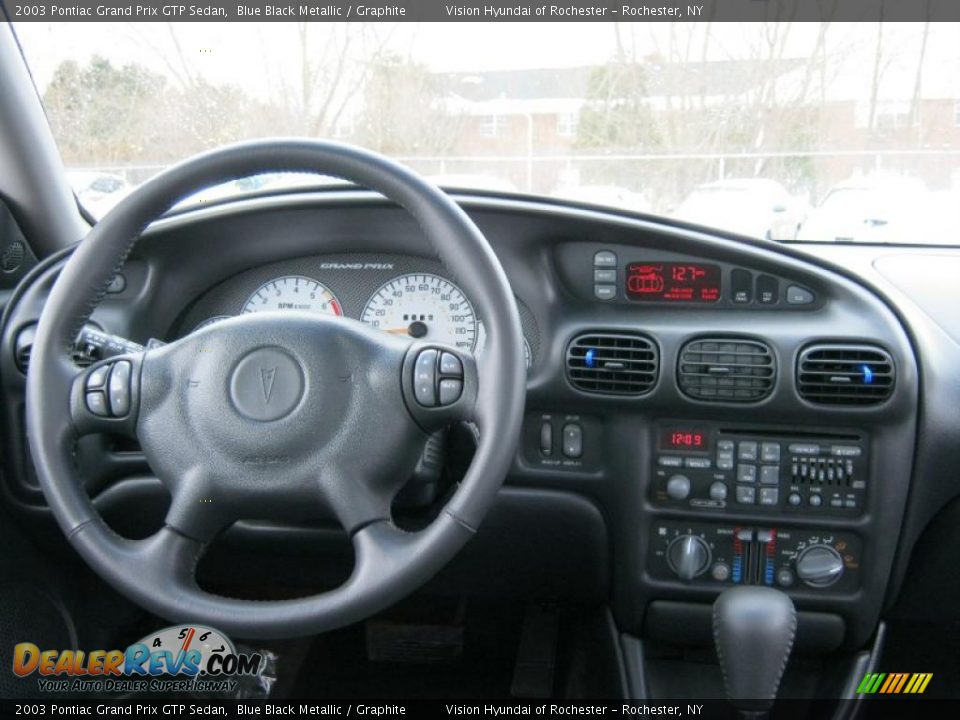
<box><xmin>566</xmin><ymin>333</ymin><xmax>658</xmax><ymax>396</ymax></box>
<box><xmin>678</xmin><ymin>338</ymin><xmax>775</xmax><ymax>402</ymax></box>
<box><xmin>797</xmin><ymin>344</ymin><xmax>894</xmax><ymax>406</ymax></box>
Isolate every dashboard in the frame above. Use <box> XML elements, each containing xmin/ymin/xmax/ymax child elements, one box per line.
<box><xmin>4</xmin><ymin>189</ymin><xmax>958</xmax><ymax>658</ymax></box>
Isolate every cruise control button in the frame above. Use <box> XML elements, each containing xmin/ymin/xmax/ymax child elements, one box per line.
<box><xmin>593</xmin><ymin>251</ymin><xmax>617</xmax><ymax>267</ymax></box>
<box><xmin>438</xmin><ymin>378</ymin><xmax>463</xmax><ymax>406</ymax></box>
<box><xmin>107</xmin><ymin>361</ymin><xmax>132</xmax><ymax>417</ymax></box>
<box><xmin>439</xmin><ymin>352</ymin><xmax>463</xmax><ymax>376</ymax></box>
<box><xmin>86</xmin><ymin>391</ymin><xmax>109</xmax><ymax>417</ymax></box>
<box><xmin>413</xmin><ymin>349</ymin><xmax>438</xmax><ymax>406</ymax></box>
<box><xmin>86</xmin><ymin>364</ymin><xmax>110</xmax><ymax>390</ymax></box>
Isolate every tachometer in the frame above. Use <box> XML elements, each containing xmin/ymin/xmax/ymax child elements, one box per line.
<box><xmin>362</xmin><ymin>273</ymin><xmax>478</xmax><ymax>351</ymax></box>
<box><xmin>242</xmin><ymin>276</ymin><xmax>342</xmax><ymax>316</ymax></box>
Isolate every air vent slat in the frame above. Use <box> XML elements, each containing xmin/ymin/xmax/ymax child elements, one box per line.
<box><xmin>797</xmin><ymin>344</ymin><xmax>895</xmax><ymax>406</ymax></box>
<box><xmin>678</xmin><ymin>338</ymin><xmax>775</xmax><ymax>402</ymax></box>
<box><xmin>566</xmin><ymin>333</ymin><xmax>659</xmax><ymax>396</ymax></box>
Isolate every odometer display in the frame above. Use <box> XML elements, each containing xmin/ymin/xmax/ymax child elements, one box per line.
<box><xmin>361</xmin><ymin>273</ymin><xmax>479</xmax><ymax>351</ymax></box>
<box><xmin>242</xmin><ymin>276</ymin><xmax>343</xmax><ymax>316</ymax></box>
<box><xmin>626</xmin><ymin>262</ymin><xmax>721</xmax><ymax>302</ymax></box>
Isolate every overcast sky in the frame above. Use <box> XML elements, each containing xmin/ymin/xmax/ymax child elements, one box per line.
<box><xmin>13</xmin><ymin>22</ymin><xmax>959</xmax><ymax>99</ymax></box>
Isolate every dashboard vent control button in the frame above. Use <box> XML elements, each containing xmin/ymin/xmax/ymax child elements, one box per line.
<box><xmin>566</xmin><ymin>332</ymin><xmax>658</xmax><ymax>396</ymax></box>
<box><xmin>797</xmin><ymin>344</ymin><xmax>894</xmax><ymax>405</ymax></box>
<box><xmin>678</xmin><ymin>338</ymin><xmax>775</xmax><ymax>402</ymax></box>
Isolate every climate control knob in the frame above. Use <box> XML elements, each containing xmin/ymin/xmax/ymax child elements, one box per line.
<box><xmin>795</xmin><ymin>545</ymin><xmax>844</xmax><ymax>587</ymax></box>
<box><xmin>666</xmin><ymin>474</ymin><xmax>692</xmax><ymax>500</ymax></box>
<box><xmin>667</xmin><ymin>535</ymin><xmax>711</xmax><ymax>580</ymax></box>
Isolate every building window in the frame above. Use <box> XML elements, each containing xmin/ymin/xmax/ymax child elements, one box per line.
<box><xmin>557</xmin><ymin>112</ymin><xmax>578</xmax><ymax>138</ymax></box>
<box><xmin>479</xmin><ymin>114</ymin><xmax>509</xmax><ymax>138</ymax></box>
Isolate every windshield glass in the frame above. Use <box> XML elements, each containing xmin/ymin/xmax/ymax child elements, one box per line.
<box><xmin>13</xmin><ymin>21</ymin><xmax>960</xmax><ymax>244</ymax></box>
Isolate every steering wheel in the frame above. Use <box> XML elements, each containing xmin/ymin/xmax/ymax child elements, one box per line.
<box><xmin>26</xmin><ymin>140</ymin><xmax>526</xmax><ymax>638</ymax></box>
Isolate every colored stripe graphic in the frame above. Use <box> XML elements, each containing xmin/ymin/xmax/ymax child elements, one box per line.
<box><xmin>857</xmin><ymin>672</ymin><xmax>932</xmax><ymax>694</ymax></box>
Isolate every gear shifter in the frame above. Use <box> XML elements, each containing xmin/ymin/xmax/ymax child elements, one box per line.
<box><xmin>713</xmin><ymin>587</ymin><xmax>796</xmax><ymax>716</ymax></box>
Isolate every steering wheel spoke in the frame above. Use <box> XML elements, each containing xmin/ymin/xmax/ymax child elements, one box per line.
<box><xmin>69</xmin><ymin>352</ymin><xmax>143</xmax><ymax>437</ymax></box>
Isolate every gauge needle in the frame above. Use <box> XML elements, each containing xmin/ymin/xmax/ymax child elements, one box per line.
<box><xmin>385</xmin><ymin>321</ymin><xmax>429</xmax><ymax>339</ymax></box>
<box><xmin>385</xmin><ymin>328</ymin><xmax>411</xmax><ymax>335</ymax></box>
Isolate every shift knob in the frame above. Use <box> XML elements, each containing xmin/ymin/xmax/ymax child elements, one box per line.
<box><xmin>713</xmin><ymin>586</ymin><xmax>796</xmax><ymax>712</ymax></box>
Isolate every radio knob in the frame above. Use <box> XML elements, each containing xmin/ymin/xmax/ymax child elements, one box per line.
<box><xmin>667</xmin><ymin>535</ymin><xmax>711</xmax><ymax>580</ymax></box>
<box><xmin>795</xmin><ymin>545</ymin><xmax>844</xmax><ymax>587</ymax></box>
<box><xmin>666</xmin><ymin>474</ymin><xmax>691</xmax><ymax>500</ymax></box>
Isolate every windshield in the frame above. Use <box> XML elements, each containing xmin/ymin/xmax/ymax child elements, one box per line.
<box><xmin>13</xmin><ymin>21</ymin><xmax>960</xmax><ymax>244</ymax></box>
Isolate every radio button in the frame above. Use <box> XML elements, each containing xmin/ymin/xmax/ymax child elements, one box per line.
<box><xmin>684</xmin><ymin>457</ymin><xmax>712</xmax><ymax>469</ymax></box>
<box><xmin>717</xmin><ymin>440</ymin><xmax>734</xmax><ymax>452</ymax></box>
<box><xmin>787</xmin><ymin>492</ymin><xmax>802</xmax><ymax>506</ymax></box>
<box><xmin>831</xmin><ymin>445</ymin><xmax>862</xmax><ymax>457</ymax></box>
<box><xmin>658</xmin><ymin>456</ymin><xmax>683</xmax><ymax>467</ymax></box>
<box><xmin>759</xmin><ymin>487</ymin><xmax>779</xmax><ymax>506</ymax></box>
<box><xmin>760</xmin><ymin>465</ymin><xmax>780</xmax><ymax>485</ymax></box>
<box><xmin>808</xmin><ymin>493</ymin><xmax>823</xmax><ymax>507</ymax></box>
<box><xmin>717</xmin><ymin>453</ymin><xmax>734</xmax><ymax>470</ymax></box>
<box><xmin>737</xmin><ymin>465</ymin><xmax>757</xmax><ymax>483</ymax></box>
<box><xmin>666</xmin><ymin>474</ymin><xmax>692</xmax><ymax>500</ymax></box>
<box><xmin>709</xmin><ymin>482</ymin><xmax>728</xmax><ymax>501</ymax></box>
<box><xmin>737</xmin><ymin>441</ymin><xmax>758</xmax><ymax>461</ymax></box>
<box><xmin>735</xmin><ymin>485</ymin><xmax>756</xmax><ymax>504</ymax></box>
<box><xmin>760</xmin><ymin>442</ymin><xmax>781</xmax><ymax>462</ymax></box>
<box><xmin>788</xmin><ymin>443</ymin><xmax>820</xmax><ymax>455</ymax></box>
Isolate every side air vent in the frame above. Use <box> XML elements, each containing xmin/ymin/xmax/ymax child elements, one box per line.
<box><xmin>566</xmin><ymin>333</ymin><xmax>659</xmax><ymax>396</ymax></box>
<box><xmin>797</xmin><ymin>344</ymin><xmax>894</xmax><ymax>406</ymax></box>
<box><xmin>678</xmin><ymin>338</ymin><xmax>776</xmax><ymax>402</ymax></box>
<box><xmin>13</xmin><ymin>324</ymin><xmax>36</xmax><ymax>374</ymax></box>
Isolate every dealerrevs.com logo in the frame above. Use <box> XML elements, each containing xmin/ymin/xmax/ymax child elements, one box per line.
<box><xmin>12</xmin><ymin>625</ymin><xmax>263</xmax><ymax>694</ymax></box>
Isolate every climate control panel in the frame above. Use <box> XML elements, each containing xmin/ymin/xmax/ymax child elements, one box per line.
<box><xmin>648</xmin><ymin>520</ymin><xmax>862</xmax><ymax>593</ymax></box>
<box><xmin>651</xmin><ymin>423</ymin><xmax>868</xmax><ymax>516</ymax></box>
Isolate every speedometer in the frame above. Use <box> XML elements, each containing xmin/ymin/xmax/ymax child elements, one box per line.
<box><xmin>361</xmin><ymin>273</ymin><xmax>478</xmax><ymax>351</ymax></box>
<box><xmin>242</xmin><ymin>276</ymin><xmax>343</xmax><ymax>316</ymax></box>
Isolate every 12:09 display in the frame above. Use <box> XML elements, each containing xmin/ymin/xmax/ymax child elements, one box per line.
<box><xmin>626</xmin><ymin>262</ymin><xmax>721</xmax><ymax>302</ymax></box>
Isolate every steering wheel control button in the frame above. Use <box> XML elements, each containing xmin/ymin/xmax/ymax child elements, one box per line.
<box><xmin>439</xmin><ymin>352</ymin><xmax>463</xmax><ymax>377</ymax></box>
<box><xmin>786</xmin><ymin>285</ymin><xmax>815</xmax><ymax>305</ymax></box>
<box><xmin>413</xmin><ymin>349</ymin><xmax>439</xmax><ymax>406</ymax></box>
<box><xmin>562</xmin><ymin>423</ymin><xmax>583</xmax><ymax>458</ymax></box>
<box><xmin>86</xmin><ymin>364</ymin><xmax>110</xmax><ymax>389</ymax></box>
<box><xmin>438</xmin><ymin>379</ymin><xmax>463</xmax><ymax>406</ymax></box>
<box><xmin>86</xmin><ymin>391</ymin><xmax>109</xmax><ymax>417</ymax></box>
<box><xmin>593</xmin><ymin>250</ymin><xmax>617</xmax><ymax>268</ymax></box>
<box><xmin>107</xmin><ymin>360</ymin><xmax>132</xmax><ymax>417</ymax></box>
<box><xmin>229</xmin><ymin>347</ymin><xmax>304</xmax><ymax>421</ymax></box>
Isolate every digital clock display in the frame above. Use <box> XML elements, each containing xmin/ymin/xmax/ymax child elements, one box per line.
<box><xmin>660</xmin><ymin>429</ymin><xmax>709</xmax><ymax>452</ymax></box>
<box><xmin>626</xmin><ymin>262</ymin><xmax>721</xmax><ymax>302</ymax></box>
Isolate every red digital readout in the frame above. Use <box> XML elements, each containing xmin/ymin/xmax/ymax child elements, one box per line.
<box><xmin>626</xmin><ymin>262</ymin><xmax>721</xmax><ymax>302</ymax></box>
<box><xmin>660</xmin><ymin>429</ymin><xmax>709</xmax><ymax>451</ymax></box>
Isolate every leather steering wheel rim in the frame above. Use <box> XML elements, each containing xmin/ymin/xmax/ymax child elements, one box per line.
<box><xmin>25</xmin><ymin>139</ymin><xmax>526</xmax><ymax>638</ymax></box>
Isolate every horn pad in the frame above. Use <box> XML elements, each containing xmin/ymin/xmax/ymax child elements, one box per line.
<box><xmin>229</xmin><ymin>347</ymin><xmax>305</xmax><ymax>422</ymax></box>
